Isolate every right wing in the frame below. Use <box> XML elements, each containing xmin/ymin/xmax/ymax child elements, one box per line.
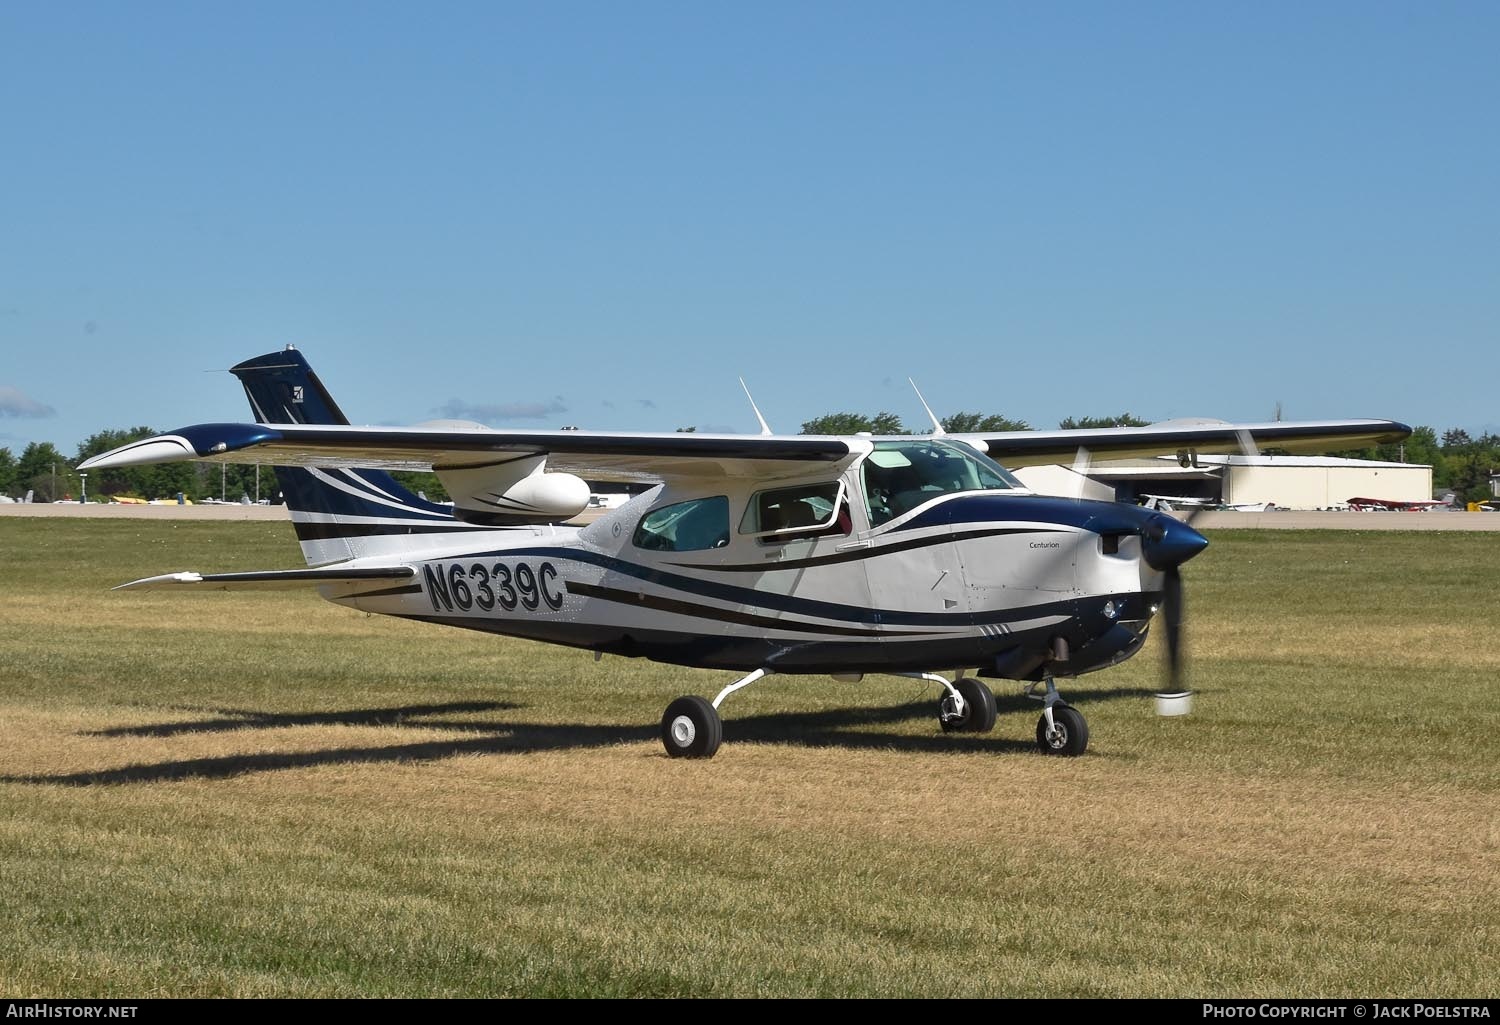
<box><xmin>949</xmin><ymin>418</ymin><xmax>1411</xmax><ymax>468</ymax></box>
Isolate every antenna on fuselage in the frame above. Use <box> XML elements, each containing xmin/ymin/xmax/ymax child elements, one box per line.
<box><xmin>909</xmin><ymin>379</ymin><xmax>945</xmax><ymax>436</ymax></box>
<box><xmin>739</xmin><ymin>377</ymin><xmax>773</xmax><ymax>435</ymax></box>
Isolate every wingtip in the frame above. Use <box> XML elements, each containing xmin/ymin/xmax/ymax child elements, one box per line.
<box><xmin>80</xmin><ymin>436</ymin><xmax>196</xmax><ymax>471</ymax></box>
<box><xmin>113</xmin><ymin>571</ymin><xmax>204</xmax><ymax>591</ymax></box>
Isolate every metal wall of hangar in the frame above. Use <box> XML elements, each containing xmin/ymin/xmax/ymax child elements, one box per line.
<box><xmin>1081</xmin><ymin>455</ymin><xmax>1433</xmax><ymax>510</ymax></box>
<box><xmin>1212</xmin><ymin>456</ymin><xmax>1432</xmax><ymax>509</ymax></box>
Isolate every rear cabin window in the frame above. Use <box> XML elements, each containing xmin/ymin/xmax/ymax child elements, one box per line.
<box><xmin>633</xmin><ymin>496</ymin><xmax>730</xmax><ymax>552</ymax></box>
<box><xmin>739</xmin><ymin>482</ymin><xmax>851</xmax><ymax>542</ymax></box>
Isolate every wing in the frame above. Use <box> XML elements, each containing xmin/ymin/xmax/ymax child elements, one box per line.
<box><xmin>74</xmin><ymin>345</ymin><xmax>1405</xmax><ymax>486</ymax></box>
<box><xmin>78</xmin><ymin>422</ymin><xmax>860</xmax><ymax>485</ymax></box>
<box><xmin>949</xmin><ymin>418</ymin><xmax>1411</xmax><ymax>469</ymax></box>
<box><xmin>79</xmin><ymin>416</ymin><xmax>1412</xmax><ymax>481</ymax></box>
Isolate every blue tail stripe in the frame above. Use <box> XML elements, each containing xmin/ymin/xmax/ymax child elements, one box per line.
<box><xmin>230</xmin><ymin>348</ymin><xmax>456</xmax><ymax>525</ymax></box>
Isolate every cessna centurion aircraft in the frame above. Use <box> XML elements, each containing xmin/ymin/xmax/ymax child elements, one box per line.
<box><xmin>81</xmin><ymin>349</ymin><xmax>1409</xmax><ymax>759</ymax></box>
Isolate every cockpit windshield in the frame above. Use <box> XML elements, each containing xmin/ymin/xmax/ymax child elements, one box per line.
<box><xmin>861</xmin><ymin>439</ymin><xmax>1024</xmax><ymax>526</ymax></box>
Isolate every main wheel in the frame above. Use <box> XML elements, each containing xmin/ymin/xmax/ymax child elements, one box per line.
<box><xmin>1035</xmin><ymin>704</ymin><xmax>1088</xmax><ymax>756</ymax></box>
<box><xmin>938</xmin><ymin>678</ymin><xmax>998</xmax><ymax>734</ymax></box>
<box><xmin>661</xmin><ymin>695</ymin><xmax>722</xmax><ymax>759</ymax></box>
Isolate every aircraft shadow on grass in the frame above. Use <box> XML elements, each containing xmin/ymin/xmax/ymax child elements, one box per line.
<box><xmin>5</xmin><ymin>688</ymin><xmax>1154</xmax><ymax>787</ymax></box>
<box><xmin>84</xmin><ymin>700</ymin><xmax>523</xmax><ymax>738</ymax></box>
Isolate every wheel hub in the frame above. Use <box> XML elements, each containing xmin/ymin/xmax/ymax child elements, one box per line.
<box><xmin>670</xmin><ymin>715</ymin><xmax>696</xmax><ymax>747</ymax></box>
<box><xmin>940</xmin><ymin>695</ymin><xmax>965</xmax><ymax>723</ymax></box>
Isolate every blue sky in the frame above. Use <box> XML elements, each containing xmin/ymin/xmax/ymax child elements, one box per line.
<box><xmin>2</xmin><ymin>1</ymin><xmax>1497</xmax><ymax>457</ymax></box>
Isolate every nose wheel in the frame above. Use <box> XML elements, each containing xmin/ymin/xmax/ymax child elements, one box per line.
<box><xmin>1036</xmin><ymin>704</ymin><xmax>1088</xmax><ymax>756</ymax></box>
<box><xmin>1025</xmin><ymin>675</ymin><xmax>1088</xmax><ymax>756</ymax></box>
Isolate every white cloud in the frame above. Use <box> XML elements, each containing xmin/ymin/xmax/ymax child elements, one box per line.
<box><xmin>0</xmin><ymin>386</ymin><xmax>55</xmax><ymax>418</ymax></box>
<box><xmin>435</xmin><ymin>397</ymin><xmax>567</xmax><ymax>422</ymax></box>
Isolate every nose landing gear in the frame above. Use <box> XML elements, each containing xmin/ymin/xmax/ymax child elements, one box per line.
<box><xmin>1028</xmin><ymin>675</ymin><xmax>1089</xmax><ymax>757</ymax></box>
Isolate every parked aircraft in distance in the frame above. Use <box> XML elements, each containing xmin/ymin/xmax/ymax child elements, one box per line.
<box><xmin>1140</xmin><ymin>495</ymin><xmax>1277</xmax><ymax>513</ymax></box>
<box><xmin>1346</xmin><ymin>497</ymin><xmax>1447</xmax><ymax>512</ymax></box>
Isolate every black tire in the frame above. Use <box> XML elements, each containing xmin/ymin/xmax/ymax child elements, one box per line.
<box><xmin>938</xmin><ymin>677</ymin><xmax>998</xmax><ymax>734</ymax></box>
<box><xmin>661</xmin><ymin>695</ymin><xmax>722</xmax><ymax>759</ymax></box>
<box><xmin>1035</xmin><ymin>704</ymin><xmax>1088</xmax><ymax>756</ymax></box>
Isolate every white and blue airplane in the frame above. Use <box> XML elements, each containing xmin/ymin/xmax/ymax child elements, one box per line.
<box><xmin>80</xmin><ymin>348</ymin><xmax>1409</xmax><ymax>758</ymax></box>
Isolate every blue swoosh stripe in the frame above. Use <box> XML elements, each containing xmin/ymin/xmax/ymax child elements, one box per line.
<box><xmin>448</xmin><ymin>545</ymin><xmax>1122</xmax><ymax>628</ymax></box>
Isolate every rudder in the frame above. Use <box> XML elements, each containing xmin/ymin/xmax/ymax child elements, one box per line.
<box><xmin>231</xmin><ymin>347</ymin><xmax>471</xmax><ymax>565</ymax></box>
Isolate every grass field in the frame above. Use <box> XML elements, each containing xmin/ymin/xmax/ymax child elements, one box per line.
<box><xmin>0</xmin><ymin>518</ymin><xmax>1495</xmax><ymax>997</ymax></box>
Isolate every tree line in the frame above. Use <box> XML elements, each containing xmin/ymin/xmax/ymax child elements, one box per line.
<box><xmin>797</xmin><ymin>411</ymin><xmax>1150</xmax><ymax>434</ymax></box>
<box><xmin>1</xmin><ymin>417</ymin><xmax>1494</xmax><ymax>504</ymax></box>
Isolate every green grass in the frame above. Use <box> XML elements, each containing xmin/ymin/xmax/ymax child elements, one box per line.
<box><xmin>0</xmin><ymin>519</ymin><xmax>1496</xmax><ymax>996</ymax></box>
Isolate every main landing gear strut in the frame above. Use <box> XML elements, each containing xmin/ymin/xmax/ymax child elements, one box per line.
<box><xmin>900</xmin><ymin>671</ymin><xmax>997</xmax><ymax>734</ymax></box>
<box><xmin>660</xmin><ymin>668</ymin><xmax>1005</xmax><ymax>759</ymax></box>
<box><xmin>661</xmin><ymin>668</ymin><xmax>769</xmax><ymax>759</ymax></box>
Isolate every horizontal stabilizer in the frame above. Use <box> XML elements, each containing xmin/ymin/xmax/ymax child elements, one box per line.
<box><xmin>116</xmin><ymin>566</ymin><xmax>415</xmax><ymax>592</ymax></box>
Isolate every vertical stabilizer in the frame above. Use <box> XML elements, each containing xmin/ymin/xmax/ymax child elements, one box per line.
<box><xmin>231</xmin><ymin>348</ymin><xmax>471</xmax><ymax>565</ymax></box>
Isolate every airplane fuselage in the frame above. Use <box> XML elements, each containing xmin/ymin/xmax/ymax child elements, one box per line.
<box><xmin>329</xmin><ymin>485</ymin><xmax>1174</xmax><ymax>681</ymax></box>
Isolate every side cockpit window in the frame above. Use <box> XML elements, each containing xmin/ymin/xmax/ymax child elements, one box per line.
<box><xmin>633</xmin><ymin>496</ymin><xmax>730</xmax><ymax>552</ymax></box>
<box><xmin>739</xmin><ymin>482</ymin><xmax>851</xmax><ymax>543</ymax></box>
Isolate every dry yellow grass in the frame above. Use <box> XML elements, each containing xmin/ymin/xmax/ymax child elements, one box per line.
<box><xmin>0</xmin><ymin>518</ymin><xmax>1495</xmax><ymax>996</ymax></box>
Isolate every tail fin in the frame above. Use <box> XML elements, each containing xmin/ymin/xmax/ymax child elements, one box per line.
<box><xmin>231</xmin><ymin>347</ymin><xmax>470</xmax><ymax>566</ymax></box>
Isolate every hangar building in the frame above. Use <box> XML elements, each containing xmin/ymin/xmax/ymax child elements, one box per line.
<box><xmin>1041</xmin><ymin>454</ymin><xmax>1433</xmax><ymax>510</ymax></box>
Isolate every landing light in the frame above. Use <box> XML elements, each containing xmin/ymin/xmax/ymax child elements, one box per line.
<box><xmin>1103</xmin><ymin>600</ymin><xmax>1117</xmax><ymax>620</ymax></box>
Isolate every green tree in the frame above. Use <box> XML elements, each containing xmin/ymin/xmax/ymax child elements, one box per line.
<box><xmin>17</xmin><ymin>441</ymin><xmax>76</xmax><ymax>501</ymax></box>
<box><xmin>1058</xmin><ymin>413</ymin><xmax>1152</xmax><ymax>430</ymax></box>
<box><xmin>1438</xmin><ymin>428</ymin><xmax>1499</xmax><ymax>503</ymax></box>
<box><xmin>1403</xmin><ymin>426</ymin><xmax>1443</xmax><ymax>479</ymax></box>
<box><xmin>77</xmin><ymin>427</ymin><xmax>152</xmax><ymax>497</ymax></box>
<box><xmin>675</xmin><ymin>426</ymin><xmax>697</xmax><ymax>433</ymax></box>
<box><xmin>1446</xmin><ymin>449</ymin><xmax>1493</xmax><ymax>504</ymax></box>
<box><xmin>1408</xmin><ymin>426</ymin><xmax>1500</xmax><ymax>502</ymax></box>
<box><xmin>75</xmin><ymin>428</ymin><xmax>198</xmax><ymax>501</ymax></box>
<box><xmin>193</xmin><ymin>461</ymin><xmax>267</xmax><ymax>503</ymax></box>
<box><xmin>800</xmin><ymin>412</ymin><xmax>905</xmax><ymax>435</ymax></box>
<box><xmin>941</xmin><ymin>412</ymin><xmax>1031</xmax><ymax>433</ymax></box>
<box><xmin>0</xmin><ymin>447</ymin><xmax>15</xmax><ymax>496</ymax></box>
